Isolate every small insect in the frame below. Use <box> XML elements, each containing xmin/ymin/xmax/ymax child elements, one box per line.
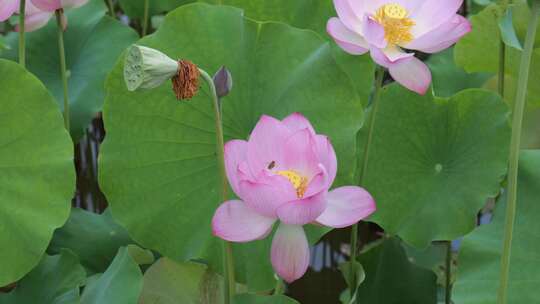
<box><xmin>267</xmin><ymin>161</ymin><xmax>276</xmax><ymax>170</ymax></box>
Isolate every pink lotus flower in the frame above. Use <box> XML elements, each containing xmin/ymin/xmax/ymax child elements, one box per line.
<box><xmin>0</xmin><ymin>0</ymin><xmax>87</xmax><ymax>32</ymax></box>
<box><xmin>212</xmin><ymin>113</ymin><xmax>376</xmax><ymax>283</ymax></box>
<box><xmin>327</xmin><ymin>0</ymin><xmax>471</xmax><ymax>95</ymax></box>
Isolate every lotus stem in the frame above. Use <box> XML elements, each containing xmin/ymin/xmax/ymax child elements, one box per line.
<box><xmin>55</xmin><ymin>9</ymin><xmax>70</xmax><ymax>132</ymax></box>
<box><xmin>199</xmin><ymin>69</ymin><xmax>236</xmax><ymax>304</ymax></box>
<box><xmin>18</xmin><ymin>0</ymin><xmax>25</xmax><ymax>67</ymax></box>
<box><xmin>142</xmin><ymin>0</ymin><xmax>149</xmax><ymax>36</ymax></box>
<box><xmin>349</xmin><ymin>65</ymin><xmax>385</xmax><ymax>297</ymax></box>
<box><xmin>497</xmin><ymin>2</ymin><xmax>539</xmax><ymax>303</ymax></box>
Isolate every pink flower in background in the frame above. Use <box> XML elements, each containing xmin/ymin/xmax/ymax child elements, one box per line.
<box><xmin>1</xmin><ymin>0</ymin><xmax>86</xmax><ymax>32</ymax></box>
<box><xmin>30</xmin><ymin>0</ymin><xmax>87</xmax><ymax>11</ymax></box>
<box><xmin>212</xmin><ymin>113</ymin><xmax>376</xmax><ymax>283</ymax></box>
<box><xmin>0</xmin><ymin>0</ymin><xmax>19</xmax><ymax>21</ymax></box>
<box><xmin>327</xmin><ymin>0</ymin><xmax>471</xmax><ymax>95</ymax></box>
<box><xmin>0</xmin><ymin>0</ymin><xmax>53</xmax><ymax>32</ymax></box>
<box><xmin>16</xmin><ymin>1</ymin><xmax>55</xmax><ymax>32</ymax></box>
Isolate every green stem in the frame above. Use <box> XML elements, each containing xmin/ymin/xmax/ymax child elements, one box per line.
<box><xmin>349</xmin><ymin>66</ymin><xmax>385</xmax><ymax>297</ymax></box>
<box><xmin>498</xmin><ymin>40</ymin><xmax>505</xmax><ymax>98</ymax></box>
<box><xmin>497</xmin><ymin>2</ymin><xmax>539</xmax><ymax>304</ymax></box>
<box><xmin>18</xmin><ymin>0</ymin><xmax>26</xmax><ymax>67</ymax></box>
<box><xmin>274</xmin><ymin>278</ymin><xmax>285</xmax><ymax>295</ymax></box>
<box><xmin>107</xmin><ymin>0</ymin><xmax>115</xmax><ymax>17</ymax></box>
<box><xmin>142</xmin><ymin>0</ymin><xmax>149</xmax><ymax>36</ymax></box>
<box><xmin>199</xmin><ymin>69</ymin><xmax>236</xmax><ymax>304</ymax></box>
<box><xmin>55</xmin><ymin>10</ymin><xmax>70</xmax><ymax>132</ymax></box>
<box><xmin>445</xmin><ymin>241</ymin><xmax>452</xmax><ymax>304</ymax></box>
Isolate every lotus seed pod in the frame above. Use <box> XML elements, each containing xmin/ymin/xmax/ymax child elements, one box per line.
<box><xmin>124</xmin><ymin>45</ymin><xmax>178</xmax><ymax>91</ymax></box>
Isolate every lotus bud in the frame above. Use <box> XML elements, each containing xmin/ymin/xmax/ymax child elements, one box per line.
<box><xmin>124</xmin><ymin>45</ymin><xmax>179</xmax><ymax>91</ymax></box>
<box><xmin>213</xmin><ymin>66</ymin><xmax>233</xmax><ymax>98</ymax></box>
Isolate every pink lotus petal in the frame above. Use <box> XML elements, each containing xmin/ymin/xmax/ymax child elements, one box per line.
<box><xmin>411</xmin><ymin>0</ymin><xmax>464</xmax><ymax>38</ymax></box>
<box><xmin>30</xmin><ymin>0</ymin><xmax>60</xmax><ymax>11</ymax></box>
<box><xmin>20</xmin><ymin>0</ymin><xmax>38</xmax><ymax>13</ymax></box>
<box><xmin>282</xmin><ymin>112</ymin><xmax>315</xmax><ymax>134</ymax></box>
<box><xmin>333</xmin><ymin>0</ymin><xmax>362</xmax><ymax>31</ymax></box>
<box><xmin>276</xmin><ymin>191</ymin><xmax>327</xmax><ymax>225</ymax></box>
<box><xmin>282</xmin><ymin>129</ymin><xmax>320</xmax><ymax>178</ymax></box>
<box><xmin>362</xmin><ymin>15</ymin><xmax>387</xmax><ymax>49</ymax></box>
<box><xmin>315</xmin><ymin>135</ymin><xmax>337</xmax><ymax>186</ymax></box>
<box><xmin>0</xmin><ymin>0</ymin><xmax>18</xmax><ymax>22</ymax></box>
<box><xmin>406</xmin><ymin>15</ymin><xmax>471</xmax><ymax>53</ymax></box>
<box><xmin>212</xmin><ymin>200</ymin><xmax>276</xmax><ymax>242</ymax></box>
<box><xmin>369</xmin><ymin>46</ymin><xmax>414</xmax><ymax>68</ymax></box>
<box><xmin>316</xmin><ymin>186</ymin><xmax>376</xmax><ymax>228</ymax></box>
<box><xmin>238</xmin><ymin>171</ymin><xmax>297</xmax><ymax>217</ymax></box>
<box><xmin>271</xmin><ymin>223</ymin><xmax>310</xmax><ymax>283</ymax></box>
<box><xmin>17</xmin><ymin>10</ymin><xmax>53</xmax><ymax>32</ymax></box>
<box><xmin>303</xmin><ymin>164</ymin><xmax>329</xmax><ymax>198</ymax></box>
<box><xmin>388</xmin><ymin>56</ymin><xmax>432</xmax><ymax>95</ymax></box>
<box><xmin>247</xmin><ymin>115</ymin><xmax>291</xmax><ymax>174</ymax></box>
<box><xmin>61</xmin><ymin>0</ymin><xmax>87</xmax><ymax>9</ymax></box>
<box><xmin>224</xmin><ymin>140</ymin><xmax>248</xmax><ymax>197</ymax></box>
<box><xmin>327</xmin><ymin>17</ymin><xmax>369</xmax><ymax>55</ymax></box>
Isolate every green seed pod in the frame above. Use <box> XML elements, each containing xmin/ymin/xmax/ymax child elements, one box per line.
<box><xmin>124</xmin><ymin>45</ymin><xmax>178</xmax><ymax>91</ymax></box>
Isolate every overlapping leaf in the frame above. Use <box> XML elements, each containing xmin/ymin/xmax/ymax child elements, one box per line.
<box><xmin>199</xmin><ymin>0</ymin><xmax>376</xmax><ymax>104</ymax></box>
<box><xmin>0</xmin><ymin>250</ymin><xmax>86</xmax><ymax>304</ymax></box>
<box><xmin>359</xmin><ymin>84</ymin><xmax>510</xmax><ymax>247</ymax></box>
<box><xmin>0</xmin><ymin>60</ymin><xmax>75</xmax><ymax>286</ymax></box>
<box><xmin>427</xmin><ymin>48</ymin><xmax>491</xmax><ymax>98</ymax></box>
<box><xmin>139</xmin><ymin>258</ymin><xmax>224</xmax><ymax>304</ymax></box>
<box><xmin>48</xmin><ymin>208</ymin><xmax>133</xmax><ymax>274</ymax></box>
<box><xmin>118</xmin><ymin>0</ymin><xmax>192</xmax><ymax>19</ymax></box>
<box><xmin>454</xmin><ymin>1</ymin><xmax>540</xmax><ymax>107</ymax></box>
<box><xmin>80</xmin><ymin>247</ymin><xmax>143</xmax><ymax>304</ymax></box>
<box><xmin>453</xmin><ymin>150</ymin><xmax>540</xmax><ymax>303</ymax></box>
<box><xmin>355</xmin><ymin>238</ymin><xmax>438</xmax><ymax>304</ymax></box>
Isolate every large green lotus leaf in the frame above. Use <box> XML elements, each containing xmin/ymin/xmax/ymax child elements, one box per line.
<box><xmin>233</xmin><ymin>294</ymin><xmax>300</xmax><ymax>304</ymax></box>
<box><xmin>139</xmin><ymin>257</ymin><xmax>225</xmax><ymax>304</ymax></box>
<box><xmin>199</xmin><ymin>0</ymin><xmax>375</xmax><ymax>104</ymax></box>
<box><xmin>453</xmin><ymin>150</ymin><xmax>540</xmax><ymax>303</ymax></box>
<box><xmin>118</xmin><ymin>0</ymin><xmax>192</xmax><ymax>19</ymax></box>
<box><xmin>427</xmin><ymin>48</ymin><xmax>491</xmax><ymax>98</ymax></box>
<box><xmin>0</xmin><ymin>60</ymin><xmax>75</xmax><ymax>286</ymax></box>
<box><xmin>48</xmin><ymin>208</ymin><xmax>133</xmax><ymax>274</ymax></box>
<box><xmin>2</xmin><ymin>0</ymin><xmax>138</xmax><ymax>140</ymax></box>
<box><xmin>355</xmin><ymin>238</ymin><xmax>438</xmax><ymax>304</ymax></box>
<box><xmin>80</xmin><ymin>247</ymin><xmax>143</xmax><ymax>304</ymax></box>
<box><xmin>0</xmin><ymin>250</ymin><xmax>86</xmax><ymax>304</ymax></box>
<box><xmin>359</xmin><ymin>84</ymin><xmax>510</xmax><ymax>248</ymax></box>
<box><xmin>99</xmin><ymin>3</ymin><xmax>361</xmax><ymax>291</ymax></box>
<box><xmin>454</xmin><ymin>2</ymin><xmax>540</xmax><ymax>107</ymax></box>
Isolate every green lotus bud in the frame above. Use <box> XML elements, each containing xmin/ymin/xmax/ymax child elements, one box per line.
<box><xmin>124</xmin><ymin>45</ymin><xmax>178</xmax><ymax>91</ymax></box>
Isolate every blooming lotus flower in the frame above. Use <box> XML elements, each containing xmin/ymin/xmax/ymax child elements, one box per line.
<box><xmin>212</xmin><ymin>113</ymin><xmax>376</xmax><ymax>282</ymax></box>
<box><xmin>327</xmin><ymin>0</ymin><xmax>471</xmax><ymax>94</ymax></box>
